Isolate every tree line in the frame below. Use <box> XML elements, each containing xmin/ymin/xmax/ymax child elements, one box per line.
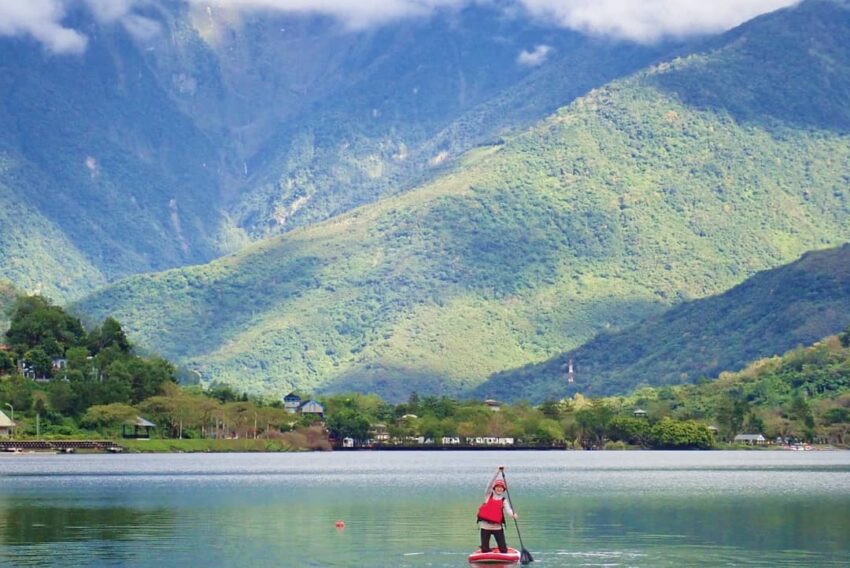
<box><xmin>1</xmin><ymin>296</ymin><xmax>847</xmax><ymax>449</ymax></box>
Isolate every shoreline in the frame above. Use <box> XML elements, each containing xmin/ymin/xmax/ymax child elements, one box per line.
<box><xmin>3</xmin><ymin>439</ymin><xmax>845</xmax><ymax>454</ymax></box>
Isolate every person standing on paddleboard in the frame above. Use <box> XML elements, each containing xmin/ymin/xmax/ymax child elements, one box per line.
<box><xmin>476</xmin><ymin>466</ymin><xmax>517</xmax><ymax>553</ymax></box>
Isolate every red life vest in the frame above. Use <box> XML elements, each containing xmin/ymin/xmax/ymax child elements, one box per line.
<box><xmin>477</xmin><ymin>495</ymin><xmax>505</xmax><ymax>524</ymax></box>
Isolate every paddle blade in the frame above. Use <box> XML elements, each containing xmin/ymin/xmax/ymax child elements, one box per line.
<box><xmin>520</xmin><ymin>547</ymin><xmax>533</xmax><ymax>564</ymax></box>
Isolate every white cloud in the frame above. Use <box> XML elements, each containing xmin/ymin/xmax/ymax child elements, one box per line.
<box><xmin>517</xmin><ymin>0</ymin><xmax>801</xmax><ymax>43</ymax></box>
<box><xmin>190</xmin><ymin>0</ymin><xmax>469</xmax><ymax>29</ymax></box>
<box><xmin>517</xmin><ymin>44</ymin><xmax>551</xmax><ymax>67</ymax></box>
<box><xmin>120</xmin><ymin>14</ymin><xmax>162</xmax><ymax>40</ymax></box>
<box><xmin>84</xmin><ymin>0</ymin><xmax>136</xmax><ymax>22</ymax></box>
<box><xmin>0</xmin><ymin>0</ymin><xmax>802</xmax><ymax>55</ymax></box>
<box><xmin>83</xmin><ymin>0</ymin><xmax>162</xmax><ymax>40</ymax></box>
<box><xmin>0</xmin><ymin>0</ymin><xmax>87</xmax><ymax>54</ymax></box>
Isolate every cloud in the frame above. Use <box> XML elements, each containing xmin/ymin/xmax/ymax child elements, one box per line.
<box><xmin>517</xmin><ymin>44</ymin><xmax>552</xmax><ymax>67</ymax></box>
<box><xmin>0</xmin><ymin>0</ymin><xmax>87</xmax><ymax>54</ymax></box>
<box><xmin>0</xmin><ymin>0</ymin><xmax>802</xmax><ymax>55</ymax></box>
<box><xmin>517</xmin><ymin>0</ymin><xmax>801</xmax><ymax>43</ymax></box>
<box><xmin>189</xmin><ymin>0</ymin><xmax>469</xmax><ymax>29</ymax></box>
<box><xmin>84</xmin><ymin>0</ymin><xmax>136</xmax><ymax>22</ymax></box>
<box><xmin>83</xmin><ymin>0</ymin><xmax>162</xmax><ymax>41</ymax></box>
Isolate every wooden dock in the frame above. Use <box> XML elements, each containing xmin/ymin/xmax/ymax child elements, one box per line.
<box><xmin>0</xmin><ymin>440</ymin><xmax>125</xmax><ymax>453</ymax></box>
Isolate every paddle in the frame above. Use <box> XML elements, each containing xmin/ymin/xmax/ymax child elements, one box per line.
<box><xmin>500</xmin><ymin>468</ymin><xmax>533</xmax><ymax>564</ymax></box>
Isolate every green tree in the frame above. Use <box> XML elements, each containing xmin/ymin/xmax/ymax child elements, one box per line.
<box><xmin>326</xmin><ymin>408</ymin><xmax>371</xmax><ymax>442</ymax></box>
<box><xmin>48</xmin><ymin>379</ymin><xmax>75</xmax><ymax>415</ymax></box>
<box><xmin>649</xmin><ymin>418</ymin><xmax>713</xmax><ymax>449</ymax></box>
<box><xmin>607</xmin><ymin>416</ymin><xmax>651</xmax><ymax>446</ymax></box>
<box><xmin>5</xmin><ymin>296</ymin><xmax>85</xmax><ymax>356</ymax></box>
<box><xmin>575</xmin><ymin>401</ymin><xmax>614</xmax><ymax>448</ymax></box>
<box><xmin>839</xmin><ymin>324</ymin><xmax>850</xmax><ymax>348</ymax></box>
<box><xmin>0</xmin><ymin>375</ymin><xmax>34</xmax><ymax>413</ymax></box>
<box><xmin>23</xmin><ymin>348</ymin><xmax>53</xmax><ymax>379</ymax></box>
<box><xmin>81</xmin><ymin>403</ymin><xmax>138</xmax><ymax>430</ymax></box>
<box><xmin>715</xmin><ymin>393</ymin><xmax>748</xmax><ymax>437</ymax></box>
<box><xmin>540</xmin><ymin>399</ymin><xmax>564</xmax><ymax>420</ymax></box>
<box><xmin>0</xmin><ymin>351</ymin><xmax>14</xmax><ymax>374</ymax></box>
<box><xmin>99</xmin><ymin>317</ymin><xmax>131</xmax><ymax>353</ymax></box>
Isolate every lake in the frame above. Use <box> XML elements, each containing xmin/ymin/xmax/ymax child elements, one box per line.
<box><xmin>1</xmin><ymin>451</ymin><xmax>849</xmax><ymax>567</ymax></box>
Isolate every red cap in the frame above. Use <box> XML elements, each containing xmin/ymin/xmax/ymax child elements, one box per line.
<box><xmin>493</xmin><ymin>479</ymin><xmax>507</xmax><ymax>489</ymax></box>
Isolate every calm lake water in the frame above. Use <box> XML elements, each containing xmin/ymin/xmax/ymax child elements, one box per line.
<box><xmin>1</xmin><ymin>451</ymin><xmax>849</xmax><ymax>567</ymax></box>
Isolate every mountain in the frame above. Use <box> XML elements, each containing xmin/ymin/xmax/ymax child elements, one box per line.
<box><xmin>74</xmin><ymin>1</ymin><xmax>850</xmax><ymax>400</ymax></box>
<box><xmin>0</xmin><ymin>2</ymin><xmax>666</xmax><ymax>302</ymax></box>
<box><xmin>477</xmin><ymin>244</ymin><xmax>850</xmax><ymax>402</ymax></box>
<box><xmin>0</xmin><ymin>9</ymin><xmax>227</xmax><ymax>301</ymax></box>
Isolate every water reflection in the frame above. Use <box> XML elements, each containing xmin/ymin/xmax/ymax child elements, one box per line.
<box><xmin>0</xmin><ymin>503</ymin><xmax>175</xmax><ymax>546</ymax></box>
<box><xmin>0</xmin><ymin>452</ymin><xmax>848</xmax><ymax>567</ymax></box>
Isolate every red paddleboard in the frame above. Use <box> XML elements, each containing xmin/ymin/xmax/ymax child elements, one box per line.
<box><xmin>468</xmin><ymin>546</ymin><xmax>520</xmax><ymax>564</ymax></box>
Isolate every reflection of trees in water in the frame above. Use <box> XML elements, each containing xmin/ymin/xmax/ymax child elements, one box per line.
<box><xmin>0</xmin><ymin>505</ymin><xmax>176</xmax><ymax>546</ymax></box>
<box><xmin>535</xmin><ymin>496</ymin><xmax>850</xmax><ymax>555</ymax></box>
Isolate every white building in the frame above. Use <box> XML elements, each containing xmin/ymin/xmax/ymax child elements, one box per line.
<box><xmin>0</xmin><ymin>410</ymin><xmax>15</xmax><ymax>438</ymax></box>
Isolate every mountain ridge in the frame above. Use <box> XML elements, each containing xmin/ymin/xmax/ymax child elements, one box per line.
<box><xmin>73</xmin><ymin>1</ymin><xmax>850</xmax><ymax>400</ymax></box>
<box><xmin>476</xmin><ymin>243</ymin><xmax>850</xmax><ymax>402</ymax></box>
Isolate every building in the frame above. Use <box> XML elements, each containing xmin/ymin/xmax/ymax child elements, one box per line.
<box><xmin>370</xmin><ymin>423</ymin><xmax>389</xmax><ymax>443</ymax></box>
<box><xmin>633</xmin><ymin>409</ymin><xmax>648</xmax><ymax>418</ymax></box>
<box><xmin>471</xmin><ymin>437</ymin><xmax>514</xmax><ymax>446</ymax></box>
<box><xmin>0</xmin><ymin>410</ymin><xmax>15</xmax><ymax>438</ymax></box>
<box><xmin>300</xmin><ymin>400</ymin><xmax>324</xmax><ymax>418</ymax></box>
<box><xmin>282</xmin><ymin>392</ymin><xmax>302</xmax><ymax>414</ymax></box>
<box><xmin>122</xmin><ymin>416</ymin><xmax>156</xmax><ymax>439</ymax></box>
<box><xmin>734</xmin><ymin>434</ymin><xmax>767</xmax><ymax>445</ymax></box>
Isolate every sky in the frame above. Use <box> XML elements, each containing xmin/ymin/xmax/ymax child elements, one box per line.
<box><xmin>0</xmin><ymin>0</ymin><xmax>801</xmax><ymax>55</ymax></box>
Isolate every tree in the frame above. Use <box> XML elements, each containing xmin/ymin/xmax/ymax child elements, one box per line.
<box><xmin>839</xmin><ymin>324</ymin><xmax>850</xmax><ymax>348</ymax></box>
<box><xmin>607</xmin><ymin>416</ymin><xmax>651</xmax><ymax>446</ymax></box>
<box><xmin>575</xmin><ymin>401</ymin><xmax>614</xmax><ymax>448</ymax></box>
<box><xmin>23</xmin><ymin>348</ymin><xmax>53</xmax><ymax>379</ymax></box>
<box><xmin>715</xmin><ymin>393</ymin><xmax>748</xmax><ymax>437</ymax></box>
<box><xmin>48</xmin><ymin>380</ymin><xmax>75</xmax><ymax>415</ymax></box>
<box><xmin>540</xmin><ymin>399</ymin><xmax>564</xmax><ymax>420</ymax></box>
<box><xmin>64</xmin><ymin>346</ymin><xmax>90</xmax><ymax>372</ymax></box>
<box><xmin>534</xmin><ymin>418</ymin><xmax>564</xmax><ymax>444</ymax></box>
<box><xmin>1</xmin><ymin>375</ymin><xmax>34</xmax><ymax>412</ymax></box>
<box><xmin>5</xmin><ymin>296</ymin><xmax>86</xmax><ymax>356</ymax></box>
<box><xmin>743</xmin><ymin>411</ymin><xmax>765</xmax><ymax>434</ymax></box>
<box><xmin>99</xmin><ymin>317</ymin><xmax>131</xmax><ymax>353</ymax></box>
<box><xmin>0</xmin><ymin>351</ymin><xmax>14</xmax><ymax>374</ymax></box>
<box><xmin>81</xmin><ymin>403</ymin><xmax>137</xmax><ymax>430</ymax></box>
<box><xmin>649</xmin><ymin>418</ymin><xmax>713</xmax><ymax>449</ymax></box>
<box><xmin>326</xmin><ymin>409</ymin><xmax>371</xmax><ymax>442</ymax></box>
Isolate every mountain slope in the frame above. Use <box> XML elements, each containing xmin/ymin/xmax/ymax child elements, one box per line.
<box><xmin>0</xmin><ymin>21</ymin><xmax>224</xmax><ymax>301</ymax></box>
<box><xmin>0</xmin><ymin>3</ymin><xmax>665</xmax><ymax>302</ymax></box>
<box><xmin>477</xmin><ymin>244</ymin><xmax>850</xmax><ymax>402</ymax></box>
<box><xmin>75</xmin><ymin>0</ymin><xmax>850</xmax><ymax>399</ymax></box>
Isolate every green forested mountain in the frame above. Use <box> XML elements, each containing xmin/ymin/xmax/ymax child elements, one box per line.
<box><xmin>75</xmin><ymin>1</ymin><xmax>850</xmax><ymax>400</ymax></box>
<box><xmin>0</xmin><ymin>2</ymin><xmax>664</xmax><ymax>302</ymax></box>
<box><xmin>478</xmin><ymin>244</ymin><xmax>850</xmax><ymax>402</ymax></box>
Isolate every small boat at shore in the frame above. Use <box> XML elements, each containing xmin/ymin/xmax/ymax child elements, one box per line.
<box><xmin>468</xmin><ymin>546</ymin><xmax>520</xmax><ymax>565</ymax></box>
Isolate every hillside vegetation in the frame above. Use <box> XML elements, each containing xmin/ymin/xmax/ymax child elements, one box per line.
<box><xmin>0</xmin><ymin>3</ymin><xmax>663</xmax><ymax>302</ymax></box>
<box><xmin>76</xmin><ymin>1</ymin><xmax>850</xmax><ymax>400</ymax></box>
<box><xmin>479</xmin><ymin>245</ymin><xmax>850</xmax><ymax>401</ymax></box>
<box><xmin>595</xmin><ymin>328</ymin><xmax>850</xmax><ymax>447</ymax></box>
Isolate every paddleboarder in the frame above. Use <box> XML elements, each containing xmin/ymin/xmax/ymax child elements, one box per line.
<box><xmin>476</xmin><ymin>466</ymin><xmax>517</xmax><ymax>553</ymax></box>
